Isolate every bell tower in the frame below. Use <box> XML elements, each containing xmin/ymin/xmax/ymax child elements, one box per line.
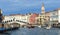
<box><xmin>41</xmin><ymin>3</ymin><xmax>45</xmax><ymax>14</ymax></box>
<box><xmin>40</xmin><ymin>3</ymin><xmax>45</xmax><ymax>26</ymax></box>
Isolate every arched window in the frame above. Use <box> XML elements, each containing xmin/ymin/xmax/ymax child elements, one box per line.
<box><xmin>5</xmin><ymin>21</ymin><xmax>7</xmax><ymax>23</ymax></box>
<box><xmin>8</xmin><ymin>20</ymin><xmax>9</xmax><ymax>22</ymax></box>
<box><xmin>7</xmin><ymin>21</ymin><xmax>8</xmax><ymax>22</ymax></box>
<box><xmin>11</xmin><ymin>20</ymin><xmax>12</xmax><ymax>22</ymax></box>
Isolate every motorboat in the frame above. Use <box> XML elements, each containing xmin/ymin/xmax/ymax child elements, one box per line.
<box><xmin>38</xmin><ymin>25</ymin><xmax>41</xmax><ymax>28</ymax></box>
<box><xmin>52</xmin><ymin>23</ymin><xmax>60</xmax><ymax>28</ymax></box>
<box><xmin>45</xmin><ymin>25</ymin><xmax>51</xmax><ymax>29</ymax></box>
<box><xmin>43</xmin><ymin>24</ymin><xmax>51</xmax><ymax>29</ymax></box>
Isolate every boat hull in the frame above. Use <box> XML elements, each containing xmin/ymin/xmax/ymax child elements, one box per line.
<box><xmin>0</xmin><ymin>27</ymin><xmax>19</xmax><ymax>33</ymax></box>
<box><xmin>52</xmin><ymin>23</ymin><xmax>60</xmax><ymax>28</ymax></box>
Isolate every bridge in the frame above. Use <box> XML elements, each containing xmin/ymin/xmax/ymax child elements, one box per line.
<box><xmin>3</xmin><ymin>20</ymin><xmax>29</xmax><ymax>25</ymax></box>
<box><xmin>2</xmin><ymin>18</ymin><xmax>40</xmax><ymax>28</ymax></box>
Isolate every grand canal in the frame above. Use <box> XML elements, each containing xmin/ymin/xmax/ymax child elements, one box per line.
<box><xmin>0</xmin><ymin>27</ymin><xmax>60</xmax><ymax>35</ymax></box>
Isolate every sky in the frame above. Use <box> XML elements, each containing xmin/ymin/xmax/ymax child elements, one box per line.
<box><xmin>0</xmin><ymin>0</ymin><xmax>60</xmax><ymax>15</ymax></box>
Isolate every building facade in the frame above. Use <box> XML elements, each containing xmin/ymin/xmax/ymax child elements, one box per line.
<box><xmin>0</xmin><ymin>3</ymin><xmax>60</xmax><ymax>25</ymax></box>
<box><xmin>3</xmin><ymin>14</ymin><xmax>29</xmax><ymax>24</ymax></box>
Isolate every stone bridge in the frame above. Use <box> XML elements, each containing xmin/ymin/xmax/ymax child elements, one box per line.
<box><xmin>3</xmin><ymin>20</ymin><xmax>29</xmax><ymax>27</ymax></box>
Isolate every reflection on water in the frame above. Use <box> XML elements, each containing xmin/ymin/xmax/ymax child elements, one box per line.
<box><xmin>0</xmin><ymin>27</ymin><xmax>60</xmax><ymax>35</ymax></box>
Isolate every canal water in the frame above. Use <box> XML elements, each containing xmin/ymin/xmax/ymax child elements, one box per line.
<box><xmin>0</xmin><ymin>27</ymin><xmax>60</xmax><ymax>35</ymax></box>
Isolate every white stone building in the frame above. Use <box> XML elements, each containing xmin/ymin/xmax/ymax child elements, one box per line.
<box><xmin>3</xmin><ymin>14</ymin><xmax>30</xmax><ymax>24</ymax></box>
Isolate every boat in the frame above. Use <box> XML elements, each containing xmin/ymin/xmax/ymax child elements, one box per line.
<box><xmin>27</xmin><ymin>26</ymin><xmax>35</xmax><ymax>28</ymax></box>
<box><xmin>52</xmin><ymin>23</ymin><xmax>60</xmax><ymax>28</ymax></box>
<box><xmin>27</xmin><ymin>25</ymin><xmax>35</xmax><ymax>28</ymax></box>
<box><xmin>45</xmin><ymin>25</ymin><xmax>51</xmax><ymax>29</ymax></box>
<box><xmin>43</xmin><ymin>24</ymin><xmax>51</xmax><ymax>29</ymax></box>
<box><xmin>38</xmin><ymin>25</ymin><xmax>41</xmax><ymax>28</ymax></box>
